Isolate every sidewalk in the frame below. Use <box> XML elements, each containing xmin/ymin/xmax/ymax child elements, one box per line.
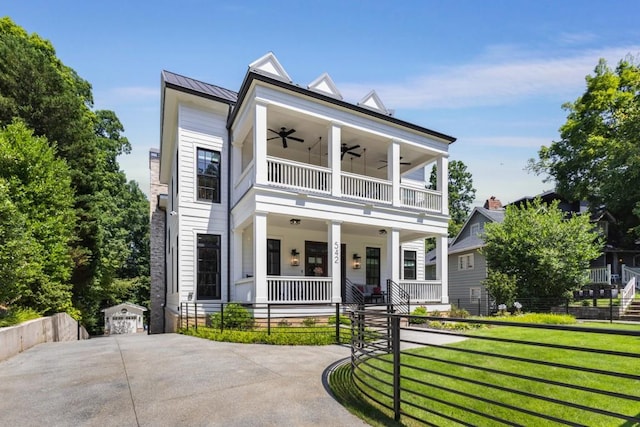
<box><xmin>0</xmin><ymin>334</ymin><xmax>365</xmax><ymax>427</ymax></box>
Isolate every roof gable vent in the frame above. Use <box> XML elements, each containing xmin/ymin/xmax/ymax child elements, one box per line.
<box><xmin>307</xmin><ymin>72</ymin><xmax>342</xmax><ymax>99</ymax></box>
<box><xmin>358</xmin><ymin>90</ymin><xmax>390</xmax><ymax>115</ymax></box>
<box><xmin>248</xmin><ymin>52</ymin><xmax>291</xmax><ymax>82</ymax></box>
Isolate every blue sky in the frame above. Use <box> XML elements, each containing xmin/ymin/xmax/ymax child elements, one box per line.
<box><xmin>3</xmin><ymin>1</ymin><xmax>640</xmax><ymax>205</ymax></box>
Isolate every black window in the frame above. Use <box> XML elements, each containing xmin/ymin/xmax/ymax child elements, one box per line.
<box><xmin>197</xmin><ymin>148</ymin><xmax>220</xmax><ymax>203</ymax></box>
<box><xmin>404</xmin><ymin>250</ymin><xmax>417</xmax><ymax>280</ymax></box>
<box><xmin>366</xmin><ymin>247</ymin><xmax>380</xmax><ymax>287</ymax></box>
<box><xmin>267</xmin><ymin>239</ymin><xmax>281</xmax><ymax>276</ymax></box>
<box><xmin>197</xmin><ymin>234</ymin><xmax>221</xmax><ymax>300</ymax></box>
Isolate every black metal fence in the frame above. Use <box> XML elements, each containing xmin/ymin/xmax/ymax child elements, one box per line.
<box><xmin>350</xmin><ymin>309</ymin><xmax>640</xmax><ymax>425</ymax></box>
<box><xmin>456</xmin><ymin>296</ymin><xmax>637</xmax><ymax>321</ymax></box>
<box><xmin>179</xmin><ymin>301</ymin><xmax>352</xmax><ymax>342</ymax></box>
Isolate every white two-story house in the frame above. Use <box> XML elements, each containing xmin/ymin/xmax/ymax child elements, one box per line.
<box><xmin>150</xmin><ymin>53</ymin><xmax>455</xmax><ymax>333</ymax></box>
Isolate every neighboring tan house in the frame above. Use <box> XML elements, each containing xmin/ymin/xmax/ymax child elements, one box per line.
<box><xmin>150</xmin><ymin>53</ymin><xmax>455</xmax><ymax>333</ymax></box>
<box><xmin>102</xmin><ymin>303</ymin><xmax>147</xmax><ymax>335</ymax></box>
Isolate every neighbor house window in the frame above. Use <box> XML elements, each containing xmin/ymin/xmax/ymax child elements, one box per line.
<box><xmin>470</xmin><ymin>287</ymin><xmax>481</xmax><ymax>303</ymax></box>
<box><xmin>458</xmin><ymin>253</ymin><xmax>474</xmax><ymax>271</ymax></box>
<box><xmin>197</xmin><ymin>234</ymin><xmax>221</xmax><ymax>300</ymax></box>
<box><xmin>470</xmin><ymin>223</ymin><xmax>480</xmax><ymax>236</ymax></box>
<box><xmin>267</xmin><ymin>239</ymin><xmax>281</xmax><ymax>276</ymax></box>
<box><xmin>403</xmin><ymin>250</ymin><xmax>417</xmax><ymax>280</ymax></box>
<box><xmin>197</xmin><ymin>148</ymin><xmax>220</xmax><ymax>203</ymax></box>
<box><xmin>366</xmin><ymin>247</ymin><xmax>381</xmax><ymax>286</ymax></box>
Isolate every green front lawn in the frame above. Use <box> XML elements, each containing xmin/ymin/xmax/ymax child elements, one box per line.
<box><xmin>337</xmin><ymin>322</ymin><xmax>640</xmax><ymax>426</ymax></box>
<box><xmin>181</xmin><ymin>324</ymin><xmax>350</xmax><ymax>345</ymax></box>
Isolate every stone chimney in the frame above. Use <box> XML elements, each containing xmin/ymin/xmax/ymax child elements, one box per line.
<box><xmin>149</xmin><ymin>148</ymin><xmax>168</xmax><ymax>334</ymax></box>
<box><xmin>484</xmin><ymin>196</ymin><xmax>502</xmax><ymax>210</ymax></box>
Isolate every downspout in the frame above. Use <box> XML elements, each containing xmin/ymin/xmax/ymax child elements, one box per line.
<box><xmin>226</xmin><ymin>103</ymin><xmax>233</xmax><ymax>303</ymax></box>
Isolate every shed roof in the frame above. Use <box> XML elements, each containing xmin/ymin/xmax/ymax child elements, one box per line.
<box><xmin>162</xmin><ymin>70</ymin><xmax>238</xmax><ymax>105</ymax></box>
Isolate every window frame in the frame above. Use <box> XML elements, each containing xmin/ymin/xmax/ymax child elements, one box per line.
<box><xmin>267</xmin><ymin>238</ymin><xmax>281</xmax><ymax>276</ymax></box>
<box><xmin>366</xmin><ymin>247</ymin><xmax>381</xmax><ymax>287</ymax></box>
<box><xmin>196</xmin><ymin>234</ymin><xmax>221</xmax><ymax>300</ymax></box>
<box><xmin>458</xmin><ymin>253</ymin><xmax>475</xmax><ymax>271</ymax></box>
<box><xmin>196</xmin><ymin>148</ymin><xmax>221</xmax><ymax>203</ymax></box>
<box><xmin>403</xmin><ymin>250</ymin><xmax>417</xmax><ymax>280</ymax></box>
<box><xmin>470</xmin><ymin>287</ymin><xmax>481</xmax><ymax>304</ymax></box>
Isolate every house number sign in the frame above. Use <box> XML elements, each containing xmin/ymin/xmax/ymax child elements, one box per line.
<box><xmin>333</xmin><ymin>241</ymin><xmax>340</xmax><ymax>264</ymax></box>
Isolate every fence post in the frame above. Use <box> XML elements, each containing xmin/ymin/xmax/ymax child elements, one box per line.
<box><xmin>220</xmin><ymin>303</ymin><xmax>224</xmax><ymax>332</ymax></box>
<box><xmin>195</xmin><ymin>303</ymin><xmax>198</xmax><ymax>331</ymax></box>
<box><xmin>610</xmin><ymin>293</ymin><xmax>613</xmax><ymax>324</ymax></box>
<box><xmin>357</xmin><ymin>304</ymin><xmax>364</xmax><ymax>349</ymax></box>
<box><xmin>268</xmin><ymin>304</ymin><xmax>271</xmax><ymax>336</ymax></box>
<box><xmin>335</xmin><ymin>303</ymin><xmax>340</xmax><ymax>344</ymax></box>
<box><xmin>392</xmin><ymin>315</ymin><xmax>401</xmax><ymax>422</ymax></box>
<box><xmin>186</xmin><ymin>303</ymin><xmax>189</xmax><ymax>330</ymax></box>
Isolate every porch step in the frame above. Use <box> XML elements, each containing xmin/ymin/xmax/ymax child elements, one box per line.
<box><xmin>620</xmin><ymin>315</ymin><xmax>640</xmax><ymax>322</ymax></box>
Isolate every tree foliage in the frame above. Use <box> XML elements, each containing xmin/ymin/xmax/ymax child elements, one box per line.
<box><xmin>0</xmin><ymin>18</ymin><xmax>149</xmax><ymax>330</ymax></box>
<box><xmin>430</xmin><ymin>160</ymin><xmax>476</xmax><ymax>237</ymax></box>
<box><xmin>0</xmin><ymin>121</ymin><xmax>76</xmax><ymax>313</ymax></box>
<box><xmin>481</xmin><ymin>199</ymin><xmax>602</xmax><ymax>308</ymax></box>
<box><xmin>529</xmin><ymin>57</ymin><xmax>640</xmax><ymax>243</ymax></box>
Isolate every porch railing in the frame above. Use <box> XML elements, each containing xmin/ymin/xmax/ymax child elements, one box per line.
<box><xmin>398</xmin><ymin>280</ymin><xmax>442</xmax><ymax>302</ymax></box>
<box><xmin>341</xmin><ymin>172</ymin><xmax>392</xmax><ymax>204</ymax></box>
<box><xmin>400</xmin><ymin>186</ymin><xmax>442</xmax><ymax>212</ymax></box>
<box><xmin>622</xmin><ymin>265</ymin><xmax>640</xmax><ymax>287</ymax></box>
<box><xmin>588</xmin><ymin>265</ymin><xmax>611</xmax><ymax>285</ymax></box>
<box><xmin>621</xmin><ymin>277</ymin><xmax>636</xmax><ymax>312</ymax></box>
<box><xmin>267</xmin><ymin>276</ymin><xmax>332</xmax><ymax>303</ymax></box>
<box><xmin>266</xmin><ymin>157</ymin><xmax>331</xmax><ymax>194</ymax></box>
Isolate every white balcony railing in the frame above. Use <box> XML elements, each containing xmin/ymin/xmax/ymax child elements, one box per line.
<box><xmin>267</xmin><ymin>276</ymin><xmax>332</xmax><ymax>303</ymax></box>
<box><xmin>341</xmin><ymin>172</ymin><xmax>392</xmax><ymax>204</ymax></box>
<box><xmin>399</xmin><ymin>280</ymin><xmax>442</xmax><ymax>302</ymax></box>
<box><xmin>400</xmin><ymin>186</ymin><xmax>442</xmax><ymax>212</ymax></box>
<box><xmin>588</xmin><ymin>265</ymin><xmax>611</xmax><ymax>285</ymax></box>
<box><xmin>266</xmin><ymin>157</ymin><xmax>331</xmax><ymax>194</ymax></box>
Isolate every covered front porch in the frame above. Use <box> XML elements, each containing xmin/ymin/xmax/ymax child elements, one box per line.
<box><xmin>230</xmin><ymin>213</ymin><xmax>449</xmax><ymax>306</ymax></box>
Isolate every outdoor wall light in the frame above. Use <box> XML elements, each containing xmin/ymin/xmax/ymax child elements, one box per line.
<box><xmin>290</xmin><ymin>218</ymin><xmax>301</xmax><ymax>225</ymax></box>
<box><xmin>352</xmin><ymin>253</ymin><xmax>362</xmax><ymax>269</ymax></box>
<box><xmin>290</xmin><ymin>249</ymin><xmax>300</xmax><ymax>266</ymax></box>
<box><xmin>378</xmin><ymin>229</ymin><xmax>387</xmax><ymax>235</ymax></box>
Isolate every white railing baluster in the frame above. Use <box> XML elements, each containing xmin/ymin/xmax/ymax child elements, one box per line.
<box><xmin>266</xmin><ymin>276</ymin><xmax>332</xmax><ymax>303</ymax></box>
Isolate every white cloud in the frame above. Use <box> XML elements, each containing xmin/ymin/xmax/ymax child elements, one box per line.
<box><xmin>340</xmin><ymin>45</ymin><xmax>640</xmax><ymax>109</ymax></box>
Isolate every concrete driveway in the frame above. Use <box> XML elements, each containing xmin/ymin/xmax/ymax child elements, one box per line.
<box><xmin>0</xmin><ymin>334</ymin><xmax>365</xmax><ymax>427</ymax></box>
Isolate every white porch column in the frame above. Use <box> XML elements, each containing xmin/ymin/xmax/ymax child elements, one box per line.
<box><xmin>229</xmin><ymin>228</ymin><xmax>244</xmax><ymax>301</ymax></box>
<box><xmin>253</xmin><ymin>101</ymin><xmax>268</xmax><ymax>185</ymax></box>
<box><xmin>328</xmin><ymin>123</ymin><xmax>341</xmax><ymax>197</ymax></box>
<box><xmin>387</xmin><ymin>140</ymin><xmax>400</xmax><ymax>206</ymax></box>
<box><xmin>436</xmin><ymin>156</ymin><xmax>449</xmax><ymax>216</ymax></box>
<box><xmin>253</xmin><ymin>212</ymin><xmax>268</xmax><ymax>303</ymax></box>
<box><xmin>231</xmin><ymin>141</ymin><xmax>242</xmax><ymax>188</ymax></box>
<box><xmin>328</xmin><ymin>220</ymin><xmax>342</xmax><ymax>302</ymax></box>
<box><xmin>386</xmin><ymin>228</ymin><xmax>400</xmax><ymax>289</ymax></box>
<box><xmin>436</xmin><ymin>234</ymin><xmax>449</xmax><ymax>303</ymax></box>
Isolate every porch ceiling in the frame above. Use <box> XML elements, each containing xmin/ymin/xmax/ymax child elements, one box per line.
<box><xmin>267</xmin><ymin>215</ymin><xmax>430</xmax><ymax>242</ymax></box>
<box><xmin>263</xmin><ymin>107</ymin><xmax>437</xmax><ymax>179</ymax></box>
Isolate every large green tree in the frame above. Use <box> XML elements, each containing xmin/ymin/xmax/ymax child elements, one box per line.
<box><xmin>481</xmin><ymin>199</ymin><xmax>602</xmax><ymax>309</ymax></box>
<box><xmin>430</xmin><ymin>160</ymin><xmax>476</xmax><ymax>237</ymax></box>
<box><xmin>0</xmin><ymin>18</ymin><xmax>149</xmax><ymax>330</ymax></box>
<box><xmin>0</xmin><ymin>121</ymin><xmax>76</xmax><ymax>313</ymax></box>
<box><xmin>529</xmin><ymin>57</ymin><xmax>640</xmax><ymax>244</ymax></box>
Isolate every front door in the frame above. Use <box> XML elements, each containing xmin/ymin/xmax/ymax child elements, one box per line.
<box><xmin>305</xmin><ymin>241</ymin><xmax>327</xmax><ymax>276</ymax></box>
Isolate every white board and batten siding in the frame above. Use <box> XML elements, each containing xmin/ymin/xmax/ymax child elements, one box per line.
<box><xmin>401</xmin><ymin>240</ymin><xmax>426</xmax><ymax>280</ymax></box>
<box><xmin>177</xmin><ymin>104</ymin><xmax>230</xmax><ymax>303</ymax></box>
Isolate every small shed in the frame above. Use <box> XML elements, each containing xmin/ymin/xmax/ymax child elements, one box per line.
<box><xmin>101</xmin><ymin>303</ymin><xmax>147</xmax><ymax>335</ymax></box>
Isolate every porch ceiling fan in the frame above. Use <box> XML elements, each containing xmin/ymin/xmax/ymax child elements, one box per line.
<box><xmin>268</xmin><ymin>127</ymin><xmax>304</xmax><ymax>148</ymax></box>
<box><xmin>377</xmin><ymin>157</ymin><xmax>412</xmax><ymax>169</ymax></box>
<box><xmin>341</xmin><ymin>143</ymin><xmax>361</xmax><ymax>160</ymax></box>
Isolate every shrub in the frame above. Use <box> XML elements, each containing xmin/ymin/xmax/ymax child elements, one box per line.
<box><xmin>581</xmin><ymin>299</ymin><xmax>591</xmax><ymax>307</ymax></box>
<box><xmin>328</xmin><ymin>315</ymin><xmax>351</xmax><ymax>326</ymax></box>
<box><xmin>209</xmin><ymin>304</ymin><xmax>254</xmax><ymax>330</ymax></box>
<box><xmin>277</xmin><ymin>319</ymin><xmax>291</xmax><ymax>327</ymax></box>
<box><xmin>492</xmin><ymin>313</ymin><xmax>576</xmax><ymax>325</ymax></box>
<box><xmin>409</xmin><ymin>306</ymin><xmax>428</xmax><ymax>324</ymax></box>
<box><xmin>449</xmin><ymin>305</ymin><xmax>470</xmax><ymax>318</ymax></box>
<box><xmin>0</xmin><ymin>307</ymin><xmax>40</xmax><ymax>327</ymax></box>
<box><xmin>302</xmin><ymin>317</ymin><xmax>317</xmax><ymax>327</ymax></box>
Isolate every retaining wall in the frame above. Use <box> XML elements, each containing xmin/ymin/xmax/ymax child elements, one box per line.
<box><xmin>0</xmin><ymin>313</ymin><xmax>89</xmax><ymax>362</ymax></box>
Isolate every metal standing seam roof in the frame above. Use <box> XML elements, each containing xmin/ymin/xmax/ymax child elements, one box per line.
<box><xmin>162</xmin><ymin>70</ymin><xmax>238</xmax><ymax>104</ymax></box>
